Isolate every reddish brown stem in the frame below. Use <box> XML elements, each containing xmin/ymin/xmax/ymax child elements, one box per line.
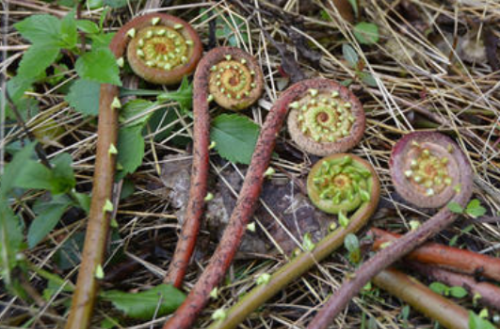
<box><xmin>408</xmin><ymin>262</ymin><xmax>500</xmax><ymax>312</ymax></box>
<box><xmin>372</xmin><ymin>268</ymin><xmax>470</xmax><ymax>329</ymax></box>
<box><xmin>163</xmin><ymin>79</ymin><xmax>334</xmax><ymax>329</ymax></box>
<box><xmin>307</xmin><ymin>132</ymin><xmax>473</xmax><ymax>329</ymax></box>
<box><xmin>370</xmin><ymin>228</ymin><xmax>500</xmax><ymax>282</ymax></box>
<box><xmin>65</xmin><ymin>13</ymin><xmax>198</xmax><ymax>329</ymax></box>
<box><xmin>165</xmin><ymin>47</ymin><xmax>263</xmax><ymax>288</ymax></box>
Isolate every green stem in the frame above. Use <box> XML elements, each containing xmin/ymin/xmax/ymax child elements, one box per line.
<box><xmin>208</xmin><ymin>169</ymin><xmax>380</xmax><ymax>329</ymax></box>
<box><xmin>372</xmin><ymin>268</ymin><xmax>469</xmax><ymax>329</ymax></box>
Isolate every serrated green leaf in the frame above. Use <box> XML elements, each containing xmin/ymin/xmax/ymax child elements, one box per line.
<box><xmin>342</xmin><ymin>44</ymin><xmax>358</xmax><ymax>68</ymax></box>
<box><xmin>65</xmin><ymin>79</ymin><xmax>101</xmax><ymax>116</ymax></box>
<box><xmin>28</xmin><ymin>195</ymin><xmax>72</xmax><ymax>248</ymax></box>
<box><xmin>116</xmin><ymin>125</ymin><xmax>144</xmax><ymax>180</ymax></box>
<box><xmin>100</xmin><ymin>284</ymin><xmax>185</xmax><ymax>320</ymax></box>
<box><xmin>3</xmin><ymin>143</ymin><xmax>75</xmax><ymax>195</ymax></box>
<box><xmin>157</xmin><ymin>77</ymin><xmax>192</xmax><ymax>113</ymax></box>
<box><xmin>61</xmin><ymin>10</ymin><xmax>77</xmax><ymax>49</ymax></box>
<box><xmin>466</xmin><ymin>199</ymin><xmax>486</xmax><ymax>219</ymax></box>
<box><xmin>17</xmin><ymin>45</ymin><xmax>60</xmax><ymax>81</ymax></box>
<box><xmin>75</xmin><ymin>48</ymin><xmax>121</xmax><ymax>85</ymax></box>
<box><xmin>11</xmin><ymin>160</ymin><xmax>53</xmax><ymax>191</ymax></box>
<box><xmin>90</xmin><ymin>33</ymin><xmax>115</xmax><ymax>50</ymax></box>
<box><xmin>7</xmin><ymin>75</ymin><xmax>35</xmax><ymax>103</ymax></box>
<box><xmin>354</xmin><ymin>22</ymin><xmax>379</xmax><ymax>45</ymax></box>
<box><xmin>76</xmin><ymin>20</ymin><xmax>100</xmax><ymax>34</ymax></box>
<box><xmin>449</xmin><ymin>286</ymin><xmax>468</xmax><ymax>298</ymax></box>
<box><xmin>447</xmin><ymin>201</ymin><xmax>464</xmax><ymax>214</ymax></box>
<box><xmin>210</xmin><ymin>114</ymin><xmax>260</xmax><ymax>164</ymax></box>
<box><xmin>14</xmin><ymin>15</ymin><xmax>62</xmax><ymax>46</ymax></box>
<box><xmin>120</xmin><ymin>99</ymin><xmax>155</xmax><ymax>127</ymax></box>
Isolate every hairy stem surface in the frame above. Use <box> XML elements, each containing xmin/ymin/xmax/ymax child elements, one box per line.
<box><xmin>65</xmin><ymin>13</ymin><xmax>192</xmax><ymax>329</ymax></box>
<box><xmin>163</xmin><ymin>79</ymin><xmax>339</xmax><ymax>329</ymax></box>
<box><xmin>165</xmin><ymin>47</ymin><xmax>263</xmax><ymax>288</ymax></box>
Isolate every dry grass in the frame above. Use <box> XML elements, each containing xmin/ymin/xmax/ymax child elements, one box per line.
<box><xmin>1</xmin><ymin>0</ymin><xmax>500</xmax><ymax>328</ymax></box>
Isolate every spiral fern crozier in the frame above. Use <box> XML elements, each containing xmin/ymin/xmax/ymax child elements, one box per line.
<box><xmin>207</xmin><ymin>52</ymin><xmax>263</xmax><ymax>110</ymax></box>
<box><xmin>307</xmin><ymin>154</ymin><xmax>374</xmax><ymax>214</ymax></box>
<box><xmin>126</xmin><ymin>14</ymin><xmax>202</xmax><ymax>84</ymax></box>
<box><xmin>287</xmin><ymin>79</ymin><xmax>365</xmax><ymax>156</ymax></box>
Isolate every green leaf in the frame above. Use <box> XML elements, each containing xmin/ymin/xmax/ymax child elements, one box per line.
<box><xmin>344</xmin><ymin>233</ymin><xmax>361</xmax><ymax>264</ymax></box>
<box><xmin>359</xmin><ymin>72</ymin><xmax>378</xmax><ymax>87</ymax></box>
<box><xmin>354</xmin><ymin>22</ymin><xmax>379</xmax><ymax>45</ymax></box>
<box><xmin>116</xmin><ymin>125</ymin><xmax>145</xmax><ymax>180</ymax></box>
<box><xmin>14</xmin><ymin>15</ymin><xmax>62</xmax><ymax>46</ymax></box>
<box><xmin>61</xmin><ymin>10</ymin><xmax>77</xmax><ymax>49</ymax></box>
<box><xmin>17</xmin><ymin>44</ymin><xmax>61</xmax><ymax>81</ymax></box>
<box><xmin>468</xmin><ymin>311</ymin><xmax>496</xmax><ymax>329</ymax></box>
<box><xmin>90</xmin><ymin>33</ymin><xmax>115</xmax><ymax>50</ymax></box>
<box><xmin>210</xmin><ymin>114</ymin><xmax>260</xmax><ymax>164</ymax></box>
<box><xmin>100</xmin><ymin>284</ymin><xmax>185</xmax><ymax>320</ymax></box>
<box><xmin>76</xmin><ymin>20</ymin><xmax>100</xmax><ymax>34</ymax></box>
<box><xmin>11</xmin><ymin>160</ymin><xmax>53</xmax><ymax>191</ymax></box>
<box><xmin>429</xmin><ymin>282</ymin><xmax>449</xmax><ymax>295</ymax></box>
<box><xmin>49</xmin><ymin>153</ymin><xmax>76</xmax><ymax>194</ymax></box>
<box><xmin>103</xmin><ymin>0</ymin><xmax>128</xmax><ymax>8</ymax></box>
<box><xmin>2</xmin><ymin>144</ymin><xmax>75</xmax><ymax>195</ymax></box>
<box><xmin>72</xmin><ymin>192</ymin><xmax>91</xmax><ymax>214</ymax></box>
<box><xmin>65</xmin><ymin>79</ymin><xmax>101</xmax><ymax>116</ymax></box>
<box><xmin>449</xmin><ymin>286</ymin><xmax>467</xmax><ymax>298</ymax></box>
<box><xmin>341</xmin><ymin>79</ymin><xmax>353</xmax><ymax>87</ymax></box>
<box><xmin>348</xmin><ymin>0</ymin><xmax>358</xmax><ymax>17</ymax></box>
<box><xmin>338</xmin><ymin>211</ymin><xmax>349</xmax><ymax>228</ymax></box>
<box><xmin>54</xmin><ymin>232</ymin><xmax>85</xmax><ymax>270</ymax></box>
<box><xmin>447</xmin><ymin>201</ymin><xmax>464</xmax><ymax>214</ymax></box>
<box><xmin>1</xmin><ymin>142</ymin><xmax>34</xmax><ymax>194</ymax></box>
<box><xmin>302</xmin><ymin>233</ymin><xmax>316</xmax><ymax>251</ymax></box>
<box><xmin>342</xmin><ymin>44</ymin><xmax>358</xmax><ymax>68</ymax></box>
<box><xmin>87</xmin><ymin>0</ymin><xmax>104</xmax><ymax>9</ymax></box>
<box><xmin>157</xmin><ymin>77</ymin><xmax>192</xmax><ymax>113</ymax></box>
<box><xmin>28</xmin><ymin>195</ymin><xmax>72</xmax><ymax>248</ymax></box>
<box><xmin>120</xmin><ymin>99</ymin><xmax>155</xmax><ymax>127</ymax></box>
<box><xmin>7</xmin><ymin>75</ymin><xmax>35</xmax><ymax>102</ymax></box>
<box><xmin>466</xmin><ymin>199</ymin><xmax>486</xmax><ymax>219</ymax></box>
<box><xmin>0</xmin><ymin>195</ymin><xmax>24</xmax><ymax>288</ymax></box>
<box><xmin>75</xmin><ymin>48</ymin><xmax>121</xmax><ymax>85</ymax></box>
